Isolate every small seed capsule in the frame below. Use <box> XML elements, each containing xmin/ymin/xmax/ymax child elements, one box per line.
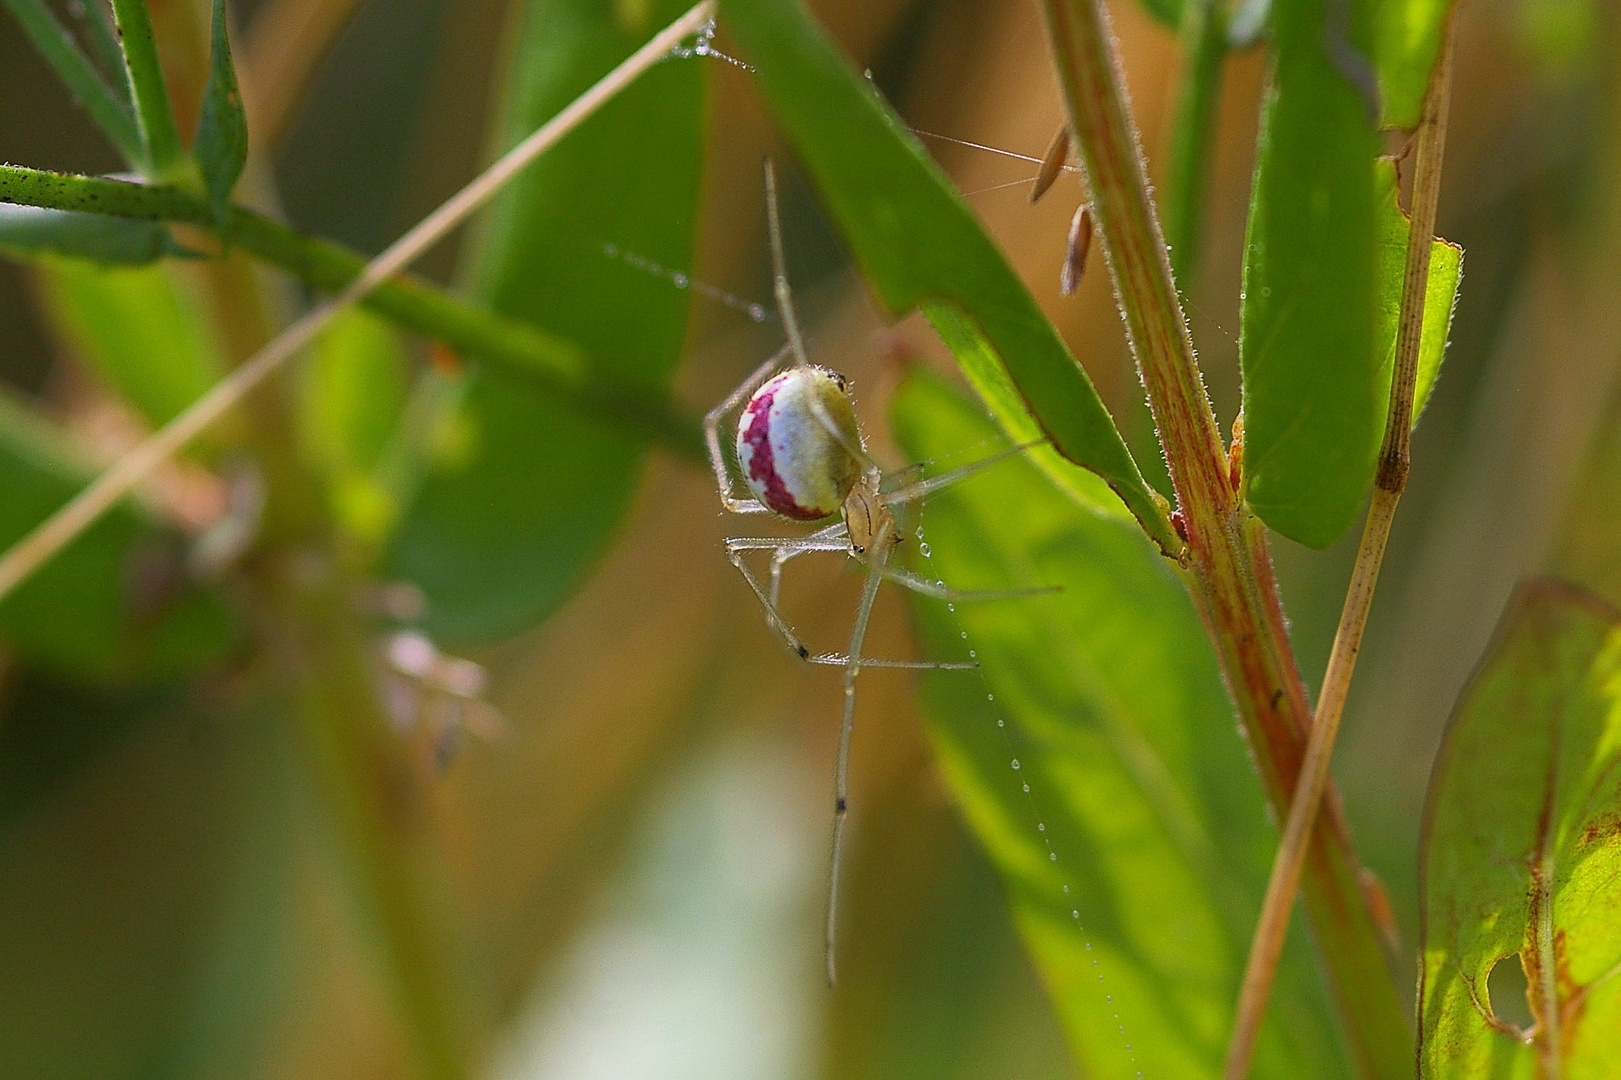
<box><xmin>736</xmin><ymin>366</ymin><xmax>862</xmax><ymax>520</ymax></box>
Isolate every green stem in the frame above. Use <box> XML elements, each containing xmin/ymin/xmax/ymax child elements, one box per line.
<box><xmin>2</xmin><ymin>0</ymin><xmax>143</xmax><ymax>164</ymax></box>
<box><xmin>1162</xmin><ymin>0</ymin><xmax>1227</xmax><ymax>287</ymax></box>
<box><xmin>108</xmin><ymin>0</ymin><xmax>189</xmax><ymax>179</ymax></box>
<box><xmin>0</xmin><ymin>164</ymin><xmax>705</xmax><ymax>462</ymax></box>
<box><xmin>269</xmin><ymin>566</ymin><xmax>472</xmax><ymax>1080</ymax></box>
<box><xmin>1036</xmin><ymin>0</ymin><xmax>1411</xmax><ymax>1073</ymax></box>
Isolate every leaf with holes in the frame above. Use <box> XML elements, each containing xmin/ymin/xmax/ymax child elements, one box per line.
<box><xmin>1418</xmin><ymin>581</ymin><xmax>1621</xmax><ymax>1077</ymax></box>
<box><xmin>388</xmin><ymin>0</ymin><xmax>705</xmax><ymax>644</ymax></box>
<box><xmin>892</xmin><ymin>370</ymin><xmax>1351</xmax><ymax>1079</ymax></box>
<box><xmin>720</xmin><ymin>0</ymin><xmax>1175</xmax><ymax>554</ymax></box>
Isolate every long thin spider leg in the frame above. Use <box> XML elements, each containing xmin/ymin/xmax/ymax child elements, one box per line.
<box><xmin>726</xmin><ymin>536</ymin><xmax>848</xmax><ymax>659</ymax></box>
<box><xmin>879</xmin><ymin>462</ymin><xmax>927</xmax><ymax>494</ymax></box>
<box><xmin>809</xmin><ymin>654</ymin><xmax>976</xmax><ymax>670</ymax></box>
<box><xmin>769</xmin><ymin>522</ymin><xmax>848</xmax><ymax>607</ymax></box>
<box><xmin>703</xmin><ymin>342</ymin><xmax>795</xmax><ymax>514</ymax></box>
<box><xmin>884</xmin><ymin>439</ymin><xmax>1047</xmax><ymax>506</ymax></box>
<box><xmin>827</xmin><ymin>515</ymin><xmax>893</xmax><ymax>987</ymax></box>
<box><xmin>878</xmin><ymin>564</ymin><xmax>1061</xmax><ymax>602</ymax></box>
<box><xmin>730</xmin><ymin>533</ymin><xmax>965</xmax><ymax>668</ymax></box>
<box><xmin>761</xmin><ymin>159</ymin><xmax>879</xmax><ymax>478</ymax></box>
<box><xmin>764</xmin><ymin>158</ymin><xmax>811</xmax><ymax>372</ymax></box>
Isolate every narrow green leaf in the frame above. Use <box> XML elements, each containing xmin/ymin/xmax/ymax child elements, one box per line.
<box><xmin>0</xmin><ymin>204</ymin><xmax>180</xmax><ymax>265</ymax></box>
<box><xmin>0</xmin><ymin>389</ymin><xmax>234</xmax><ymax>681</ymax></box>
<box><xmin>1139</xmin><ymin>0</ymin><xmax>1186</xmax><ymax>30</ymax></box>
<box><xmin>1</xmin><ymin>0</ymin><xmax>143</xmax><ymax>164</ymax></box>
<box><xmin>1240</xmin><ymin>4</ymin><xmax>1461</xmax><ymax>548</ymax></box>
<box><xmin>892</xmin><ymin>370</ymin><xmax>1351</xmax><ymax>1079</ymax></box>
<box><xmin>719</xmin><ymin>0</ymin><xmax>1177</xmax><ymax>555</ymax></box>
<box><xmin>194</xmin><ymin>0</ymin><xmax>248</xmax><ymax>219</ymax></box>
<box><xmin>109</xmin><ymin>0</ymin><xmax>187</xmax><ymax>179</ymax></box>
<box><xmin>1376</xmin><ymin>0</ymin><xmax>1455</xmax><ymax>129</ymax></box>
<box><xmin>34</xmin><ymin>259</ymin><xmax>227</xmax><ymax>431</ymax></box>
<box><xmin>388</xmin><ymin>0</ymin><xmax>706</xmax><ymax>644</ymax></box>
<box><xmin>1418</xmin><ymin>581</ymin><xmax>1621</xmax><ymax>1077</ymax></box>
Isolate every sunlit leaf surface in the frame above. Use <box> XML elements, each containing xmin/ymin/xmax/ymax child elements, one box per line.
<box><xmin>1419</xmin><ymin>581</ymin><xmax>1621</xmax><ymax>1078</ymax></box>
<box><xmin>721</xmin><ymin>0</ymin><xmax>1172</xmax><ymax>550</ymax></box>
<box><xmin>1376</xmin><ymin>0</ymin><xmax>1456</xmax><ymax>129</ymax></box>
<box><xmin>389</xmin><ymin>0</ymin><xmax>705</xmax><ymax>643</ymax></box>
<box><xmin>892</xmin><ymin>371</ymin><xmax>1350</xmax><ymax>1079</ymax></box>
<box><xmin>1240</xmin><ymin>0</ymin><xmax>1461</xmax><ymax>549</ymax></box>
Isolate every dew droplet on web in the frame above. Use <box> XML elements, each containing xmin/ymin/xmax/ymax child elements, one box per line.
<box><xmin>960</xmin><ymin>630</ymin><xmax>968</xmax><ymax>639</ymax></box>
<box><xmin>996</xmin><ymin>719</ymin><xmax>1005</xmax><ymax>727</ymax></box>
<box><xmin>1010</xmin><ymin>758</ymin><xmax>1020</xmax><ymax>770</ymax></box>
<box><xmin>1037</xmin><ymin>822</ymin><xmax>1045</xmax><ymax>832</ymax></box>
<box><xmin>968</xmin><ymin>650</ymin><xmax>976</xmax><ymax>659</ymax></box>
<box><xmin>986</xmin><ymin>693</ymin><xmax>994</xmax><ymax>702</ymax></box>
<box><xmin>919</xmin><ymin>541</ymin><xmax>931</xmax><ymax>556</ymax></box>
<box><xmin>1048</xmin><ymin>851</ymin><xmax>1057</xmax><ymax>861</ymax></box>
<box><xmin>916</xmin><ymin>526</ymin><xmax>926</xmax><ymax>540</ymax></box>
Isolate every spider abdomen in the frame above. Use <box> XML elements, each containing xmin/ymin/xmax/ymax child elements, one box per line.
<box><xmin>736</xmin><ymin>366</ymin><xmax>862</xmax><ymax>520</ymax></box>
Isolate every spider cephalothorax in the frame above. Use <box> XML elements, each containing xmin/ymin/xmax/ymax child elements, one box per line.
<box><xmin>736</xmin><ymin>365</ymin><xmax>862</xmax><ymax>520</ymax></box>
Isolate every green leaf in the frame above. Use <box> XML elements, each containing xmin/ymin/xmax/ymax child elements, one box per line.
<box><xmin>1238</xmin><ymin>0</ymin><xmax>1382</xmax><ymax>548</ymax></box>
<box><xmin>719</xmin><ymin>0</ymin><xmax>1177</xmax><ymax>555</ymax></box>
<box><xmin>194</xmin><ymin>0</ymin><xmax>248</xmax><ymax>219</ymax></box>
<box><xmin>298</xmin><ymin>309</ymin><xmax>410</xmax><ymax>546</ymax></box>
<box><xmin>0</xmin><ymin>204</ymin><xmax>181</xmax><ymax>265</ymax></box>
<box><xmin>1418</xmin><ymin>581</ymin><xmax>1621</xmax><ymax>1077</ymax></box>
<box><xmin>0</xmin><ymin>389</ymin><xmax>234</xmax><ymax>681</ymax></box>
<box><xmin>34</xmin><ymin>259</ymin><xmax>228</xmax><ymax>431</ymax></box>
<box><xmin>388</xmin><ymin>0</ymin><xmax>705</xmax><ymax>644</ymax></box>
<box><xmin>1139</xmin><ymin>0</ymin><xmax>1186</xmax><ymax>30</ymax></box>
<box><xmin>1239</xmin><ymin>4</ymin><xmax>1461</xmax><ymax>549</ymax></box>
<box><xmin>0</xmin><ymin>0</ymin><xmax>144</xmax><ymax>164</ymax></box>
<box><xmin>891</xmin><ymin>370</ymin><xmax>1351</xmax><ymax>1079</ymax></box>
<box><xmin>1375</xmin><ymin>0</ymin><xmax>1455</xmax><ymax>129</ymax></box>
<box><xmin>1375</xmin><ymin>160</ymin><xmax>1462</xmax><ymax>428</ymax></box>
<box><xmin>109</xmin><ymin>0</ymin><xmax>187</xmax><ymax>180</ymax></box>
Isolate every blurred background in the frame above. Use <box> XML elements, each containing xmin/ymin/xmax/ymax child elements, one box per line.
<box><xmin>0</xmin><ymin>0</ymin><xmax>1617</xmax><ymax>1076</ymax></box>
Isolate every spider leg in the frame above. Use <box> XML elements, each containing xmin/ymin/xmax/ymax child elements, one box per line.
<box><xmin>884</xmin><ymin>439</ymin><xmax>1046</xmax><ymax>506</ymax></box>
<box><xmin>704</xmin><ymin>343</ymin><xmax>795</xmax><ymax>514</ymax></box>
<box><xmin>879</xmin><ymin>462</ymin><xmax>927</xmax><ymax>494</ymax></box>
<box><xmin>878</xmin><ymin>564</ymin><xmax>1061</xmax><ymax>602</ymax></box>
<box><xmin>727</xmin><ymin>533</ymin><xmax>973</xmax><ymax>669</ymax></box>
<box><xmin>769</xmin><ymin>522</ymin><xmax>846</xmax><ymax>607</ymax></box>
<box><xmin>826</xmin><ymin>515</ymin><xmax>893</xmax><ymax>987</ymax></box>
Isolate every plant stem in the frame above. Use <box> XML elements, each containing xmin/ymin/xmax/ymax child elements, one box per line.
<box><xmin>1</xmin><ymin>0</ymin><xmax>144</xmax><ymax>164</ymax></box>
<box><xmin>0</xmin><ymin>165</ymin><xmax>706</xmax><ymax>458</ymax></box>
<box><xmin>269</xmin><ymin>566</ymin><xmax>472</xmax><ymax>1080</ymax></box>
<box><xmin>108</xmin><ymin>0</ymin><xmax>189</xmax><ymax>179</ymax></box>
<box><xmin>1222</xmin><ymin>19</ymin><xmax>1457</xmax><ymax>1079</ymax></box>
<box><xmin>1162</xmin><ymin>0</ymin><xmax>1227</xmax><ymax>286</ymax></box>
<box><xmin>1036</xmin><ymin>0</ymin><xmax>1411</xmax><ymax>1072</ymax></box>
<box><xmin>0</xmin><ymin>1</ymin><xmax>716</xmax><ymax>609</ymax></box>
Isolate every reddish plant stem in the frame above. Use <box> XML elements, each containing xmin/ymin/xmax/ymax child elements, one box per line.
<box><xmin>1036</xmin><ymin>0</ymin><xmax>1410</xmax><ymax>1073</ymax></box>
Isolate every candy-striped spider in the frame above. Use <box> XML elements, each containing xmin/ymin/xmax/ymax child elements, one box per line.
<box><xmin>704</xmin><ymin>162</ymin><xmax>1048</xmax><ymax>985</ymax></box>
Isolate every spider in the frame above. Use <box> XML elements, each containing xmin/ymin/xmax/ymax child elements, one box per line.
<box><xmin>703</xmin><ymin>161</ymin><xmax>1049</xmax><ymax>986</ymax></box>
